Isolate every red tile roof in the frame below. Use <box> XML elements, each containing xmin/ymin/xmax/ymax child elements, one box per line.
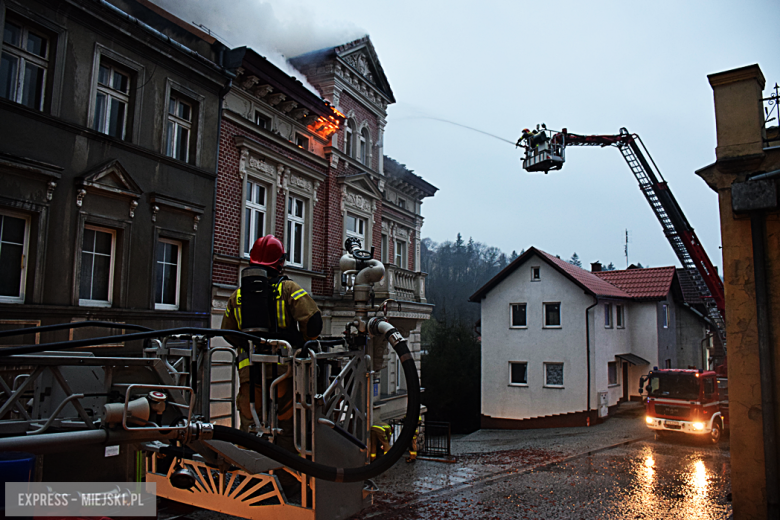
<box><xmin>537</xmin><ymin>251</ymin><xmax>632</xmax><ymax>299</ymax></box>
<box><xmin>594</xmin><ymin>266</ymin><xmax>676</xmax><ymax>299</ymax></box>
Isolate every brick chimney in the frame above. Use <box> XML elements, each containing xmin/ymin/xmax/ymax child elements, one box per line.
<box><xmin>707</xmin><ymin>64</ymin><xmax>766</xmax><ymax>161</ymax></box>
<box><xmin>591</xmin><ymin>262</ymin><xmax>602</xmax><ymax>272</ymax></box>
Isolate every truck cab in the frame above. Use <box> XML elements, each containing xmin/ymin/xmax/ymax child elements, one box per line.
<box><xmin>639</xmin><ymin>368</ymin><xmax>727</xmax><ymax>443</ymax></box>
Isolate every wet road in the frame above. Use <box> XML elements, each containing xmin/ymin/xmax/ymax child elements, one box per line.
<box><xmin>356</xmin><ymin>422</ymin><xmax>731</xmax><ymax>519</ymax></box>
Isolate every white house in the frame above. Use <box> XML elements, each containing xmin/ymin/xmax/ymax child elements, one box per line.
<box><xmin>469</xmin><ymin>247</ymin><xmax>710</xmax><ymax>429</ymax></box>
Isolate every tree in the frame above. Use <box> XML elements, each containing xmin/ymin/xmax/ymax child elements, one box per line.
<box><xmin>569</xmin><ymin>252</ymin><xmax>582</xmax><ymax>267</ymax></box>
<box><xmin>605</xmin><ymin>262</ymin><xmax>616</xmax><ymax>271</ymax></box>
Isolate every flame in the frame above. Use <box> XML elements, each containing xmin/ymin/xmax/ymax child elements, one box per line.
<box><xmin>308</xmin><ymin>106</ymin><xmax>344</xmax><ymax>139</ymax></box>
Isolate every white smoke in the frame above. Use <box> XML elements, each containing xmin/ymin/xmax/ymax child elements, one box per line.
<box><xmin>149</xmin><ymin>0</ymin><xmax>366</xmax><ymax>96</ymax></box>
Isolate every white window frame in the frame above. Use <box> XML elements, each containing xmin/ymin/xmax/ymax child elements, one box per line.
<box><xmin>616</xmin><ymin>304</ymin><xmax>624</xmax><ymax>328</ymax></box>
<box><xmin>0</xmin><ymin>209</ymin><xmax>30</xmax><ymax>304</ymax></box>
<box><xmin>286</xmin><ymin>194</ymin><xmax>306</xmax><ymax>268</ymax></box>
<box><xmin>604</xmin><ymin>303</ymin><xmax>612</xmax><ymax>328</ymax></box>
<box><xmin>509</xmin><ymin>361</ymin><xmax>528</xmax><ymax>386</ymax></box>
<box><xmin>166</xmin><ymin>93</ymin><xmax>193</xmax><ymax>162</ymax></box>
<box><xmin>531</xmin><ymin>266</ymin><xmax>541</xmax><ymax>281</ymax></box>
<box><xmin>154</xmin><ymin>238</ymin><xmax>182</xmax><ymax>311</ymax></box>
<box><xmin>544</xmin><ymin>362</ymin><xmax>565</xmax><ymax>388</ymax></box>
<box><xmin>395</xmin><ymin>239</ymin><xmax>407</xmax><ymax>269</ymax></box>
<box><xmin>254</xmin><ymin>111</ymin><xmax>270</xmax><ymax>129</ymax></box>
<box><xmin>543</xmin><ymin>302</ymin><xmax>561</xmax><ymax>328</ymax></box>
<box><xmin>510</xmin><ymin>303</ymin><xmax>527</xmax><ymax>328</ymax></box>
<box><xmin>79</xmin><ymin>225</ymin><xmax>116</xmax><ymax>308</ymax></box>
<box><xmin>1</xmin><ymin>17</ymin><xmax>49</xmax><ymax>110</ymax></box>
<box><xmin>608</xmin><ymin>361</ymin><xmax>619</xmax><ymax>386</ymax></box>
<box><xmin>359</xmin><ymin>128</ymin><xmax>368</xmax><ymax>164</ymax></box>
<box><xmin>662</xmin><ymin>303</ymin><xmax>669</xmax><ymax>328</ymax></box>
<box><xmin>346</xmin><ymin>212</ymin><xmax>366</xmax><ymax>246</ymax></box>
<box><xmin>243</xmin><ymin>178</ymin><xmax>268</xmax><ymax>257</ymax></box>
<box><xmin>92</xmin><ymin>61</ymin><xmax>130</xmax><ymax>139</ymax></box>
<box><xmin>345</xmin><ymin>121</ymin><xmax>354</xmax><ymax>157</ymax></box>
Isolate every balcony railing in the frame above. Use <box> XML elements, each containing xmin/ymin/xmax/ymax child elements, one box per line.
<box><xmin>335</xmin><ymin>263</ymin><xmax>427</xmax><ymax>303</ymax></box>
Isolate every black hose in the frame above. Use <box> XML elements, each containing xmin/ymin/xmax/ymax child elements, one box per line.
<box><xmin>212</xmin><ymin>336</ymin><xmax>420</xmax><ymax>483</ymax></box>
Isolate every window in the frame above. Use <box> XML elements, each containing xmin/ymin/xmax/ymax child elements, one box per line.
<box><xmin>616</xmin><ymin>305</ymin><xmax>624</xmax><ymax>328</ymax></box>
<box><xmin>604</xmin><ymin>303</ymin><xmax>612</xmax><ymax>328</ymax></box>
<box><xmin>381</xmin><ymin>234</ymin><xmax>388</xmax><ymax>263</ymax></box>
<box><xmin>359</xmin><ymin>128</ymin><xmax>369</xmax><ymax>164</ymax></box>
<box><xmin>545</xmin><ymin>362</ymin><xmax>564</xmax><ymax>387</ymax></box>
<box><xmin>79</xmin><ymin>225</ymin><xmax>115</xmax><ymax>307</ymax></box>
<box><xmin>544</xmin><ymin>302</ymin><xmax>561</xmax><ymax>327</ymax></box>
<box><xmin>155</xmin><ymin>239</ymin><xmax>181</xmax><ymax>310</ymax></box>
<box><xmin>509</xmin><ymin>362</ymin><xmax>527</xmax><ymax>385</ymax></box>
<box><xmin>1</xmin><ymin>18</ymin><xmax>49</xmax><ymax>110</ymax></box>
<box><xmin>295</xmin><ymin>133</ymin><xmax>309</xmax><ymax>150</ymax></box>
<box><xmin>286</xmin><ymin>195</ymin><xmax>305</xmax><ymax>267</ymax></box>
<box><xmin>397</xmin><ymin>198</ymin><xmax>406</xmax><ymax>210</ymax></box>
<box><xmin>664</xmin><ymin>359</ymin><xmax>672</xmax><ymax>369</ymax></box>
<box><xmin>244</xmin><ymin>180</ymin><xmax>267</xmax><ymax>257</ymax></box>
<box><xmin>92</xmin><ymin>61</ymin><xmax>129</xmax><ymax>139</ymax></box>
<box><xmin>255</xmin><ymin>111</ymin><xmax>270</xmax><ymax>129</ymax></box>
<box><xmin>166</xmin><ymin>94</ymin><xmax>193</xmax><ymax>162</ymax></box>
<box><xmin>0</xmin><ymin>210</ymin><xmax>29</xmax><ymax>303</ymax></box>
<box><xmin>703</xmin><ymin>378</ymin><xmax>714</xmax><ymax>399</ymax></box>
<box><xmin>345</xmin><ymin>120</ymin><xmax>354</xmax><ymax>157</ymax></box>
<box><xmin>531</xmin><ymin>266</ymin><xmax>541</xmax><ymax>281</ymax></box>
<box><xmin>395</xmin><ymin>239</ymin><xmax>407</xmax><ymax>269</ymax></box>
<box><xmin>608</xmin><ymin>361</ymin><xmax>618</xmax><ymax>386</ymax></box>
<box><xmin>510</xmin><ymin>303</ymin><xmax>527</xmax><ymax>328</ymax></box>
<box><xmin>346</xmin><ymin>213</ymin><xmax>366</xmax><ymax>246</ymax></box>
<box><xmin>662</xmin><ymin>304</ymin><xmax>669</xmax><ymax>328</ymax></box>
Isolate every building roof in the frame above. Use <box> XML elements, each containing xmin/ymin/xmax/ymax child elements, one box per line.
<box><xmin>384</xmin><ymin>156</ymin><xmax>438</xmax><ymax>198</ymax></box>
<box><xmin>594</xmin><ymin>266</ymin><xmax>676</xmax><ymax>300</ymax></box>
<box><xmin>469</xmin><ymin>247</ymin><xmax>632</xmax><ymax>302</ymax></box>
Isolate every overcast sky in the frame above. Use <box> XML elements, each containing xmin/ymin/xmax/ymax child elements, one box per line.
<box><xmin>156</xmin><ymin>0</ymin><xmax>780</xmax><ymax>270</ymax></box>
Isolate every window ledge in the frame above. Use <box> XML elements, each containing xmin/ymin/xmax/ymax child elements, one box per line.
<box><xmin>543</xmin><ymin>326</ymin><xmax>562</xmax><ymax>329</ymax></box>
<box><xmin>508</xmin><ymin>383</ymin><xmax>528</xmax><ymax>387</ymax></box>
<box><xmin>544</xmin><ymin>385</ymin><xmax>565</xmax><ymax>389</ymax></box>
<box><xmin>509</xmin><ymin>326</ymin><xmax>528</xmax><ymax>330</ymax></box>
<box><xmin>608</xmin><ymin>384</ymin><xmax>620</xmax><ymax>388</ymax></box>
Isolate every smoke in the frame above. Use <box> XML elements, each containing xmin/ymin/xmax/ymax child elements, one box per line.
<box><xmin>148</xmin><ymin>0</ymin><xmax>366</xmax><ymax>96</ymax></box>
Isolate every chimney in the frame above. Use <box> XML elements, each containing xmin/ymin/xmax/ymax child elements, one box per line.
<box><xmin>707</xmin><ymin>64</ymin><xmax>766</xmax><ymax>161</ymax></box>
<box><xmin>591</xmin><ymin>262</ymin><xmax>602</xmax><ymax>272</ymax></box>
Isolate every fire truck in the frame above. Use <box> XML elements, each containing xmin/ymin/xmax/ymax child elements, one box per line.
<box><xmin>638</xmin><ymin>368</ymin><xmax>728</xmax><ymax>443</ymax></box>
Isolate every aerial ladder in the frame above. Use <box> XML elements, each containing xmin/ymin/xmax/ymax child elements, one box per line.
<box><xmin>518</xmin><ymin>126</ymin><xmax>726</xmax><ymax>359</ymax></box>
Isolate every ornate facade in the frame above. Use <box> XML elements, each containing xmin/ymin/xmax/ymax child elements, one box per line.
<box><xmin>211</xmin><ymin>38</ymin><xmax>437</xmax><ymax>423</ymax></box>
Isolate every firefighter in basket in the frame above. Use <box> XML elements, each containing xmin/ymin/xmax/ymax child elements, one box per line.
<box><xmin>221</xmin><ymin>234</ymin><xmax>323</xmax><ymax>442</ymax></box>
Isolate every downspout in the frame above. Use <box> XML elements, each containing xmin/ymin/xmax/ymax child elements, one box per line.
<box><xmin>750</xmin><ymin>212</ymin><xmax>779</xmax><ymax>518</ymax></box>
<box><xmin>585</xmin><ymin>296</ymin><xmax>598</xmax><ymax>424</ymax></box>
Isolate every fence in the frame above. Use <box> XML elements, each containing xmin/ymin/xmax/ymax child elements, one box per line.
<box><xmin>388</xmin><ymin>418</ymin><xmax>454</xmax><ymax>461</ymax></box>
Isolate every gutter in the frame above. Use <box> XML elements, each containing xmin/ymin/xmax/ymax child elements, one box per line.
<box><xmin>585</xmin><ymin>296</ymin><xmax>598</xmax><ymax>423</ymax></box>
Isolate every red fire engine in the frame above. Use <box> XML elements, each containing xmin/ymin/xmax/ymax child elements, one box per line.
<box><xmin>639</xmin><ymin>368</ymin><xmax>728</xmax><ymax>443</ymax></box>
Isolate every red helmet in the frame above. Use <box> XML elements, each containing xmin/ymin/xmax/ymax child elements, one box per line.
<box><xmin>249</xmin><ymin>235</ymin><xmax>285</xmax><ymax>270</ymax></box>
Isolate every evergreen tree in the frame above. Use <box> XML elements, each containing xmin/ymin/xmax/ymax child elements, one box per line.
<box><xmin>569</xmin><ymin>252</ymin><xmax>582</xmax><ymax>267</ymax></box>
<box><xmin>605</xmin><ymin>262</ymin><xmax>616</xmax><ymax>271</ymax></box>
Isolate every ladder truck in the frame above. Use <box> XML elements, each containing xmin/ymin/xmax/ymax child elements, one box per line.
<box><xmin>518</xmin><ymin>126</ymin><xmax>726</xmax><ymax>362</ymax></box>
<box><xmin>519</xmin><ymin>126</ymin><xmax>729</xmax><ymax>442</ymax></box>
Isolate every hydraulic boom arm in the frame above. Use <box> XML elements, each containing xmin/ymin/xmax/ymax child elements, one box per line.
<box><xmin>522</xmin><ymin>127</ymin><xmax>726</xmax><ymax>347</ymax></box>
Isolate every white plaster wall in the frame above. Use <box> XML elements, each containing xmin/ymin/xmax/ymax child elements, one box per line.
<box><xmin>480</xmin><ymin>254</ymin><xmax>592</xmax><ymax>421</ymax></box>
<box><xmin>626</xmin><ymin>301</ymin><xmax>660</xmax><ymax>399</ymax></box>
<box><xmin>592</xmin><ymin>301</ymin><xmax>633</xmax><ymax>408</ymax></box>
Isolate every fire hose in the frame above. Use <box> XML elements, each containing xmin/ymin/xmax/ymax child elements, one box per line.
<box><xmin>0</xmin><ymin>322</ymin><xmax>420</xmax><ymax>483</ymax></box>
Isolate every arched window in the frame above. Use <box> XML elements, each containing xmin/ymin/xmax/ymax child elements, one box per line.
<box><xmin>360</xmin><ymin>128</ymin><xmax>369</xmax><ymax>165</ymax></box>
<box><xmin>345</xmin><ymin>119</ymin><xmax>356</xmax><ymax>157</ymax></box>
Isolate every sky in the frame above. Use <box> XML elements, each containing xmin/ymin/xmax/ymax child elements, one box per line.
<box><xmin>154</xmin><ymin>0</ymin><xmax>780</xmax><ymax>270</ymax></box>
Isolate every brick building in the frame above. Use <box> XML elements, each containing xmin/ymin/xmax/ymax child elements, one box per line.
<box><xmin>211</xmin><ymin>37</ymin><xmax>437</xmax><ymax>423</ymax></box>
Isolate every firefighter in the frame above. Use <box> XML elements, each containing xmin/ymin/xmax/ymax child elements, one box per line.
<box><xmin>369</xmin><ymin>423</ymin><xmax>392</xmax><ymax>461</ymax></box>
<box><xmin>221</xmin><ymin>235</ymin><xmax>322</xmax><ymax>452</ymax></box>
<box><xmin>406</xmin><ymin>415</ymin><xmax>422</xmax><ymax>463</ymax></box>
<box><xmin>516</xmin><ymin>128</ymin><xmax>532</xmax><ymax>148</ymax></box>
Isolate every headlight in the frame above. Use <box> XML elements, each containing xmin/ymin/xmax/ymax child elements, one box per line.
<box><xmin>645</xmin><ymin>416</ymin><xmax>654</xmax><ymax>424</ymax></box>
<box><xmin>693</xmin><ymin>422</ymin><xmax>705</xmax><ymax>431</ymax></box>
